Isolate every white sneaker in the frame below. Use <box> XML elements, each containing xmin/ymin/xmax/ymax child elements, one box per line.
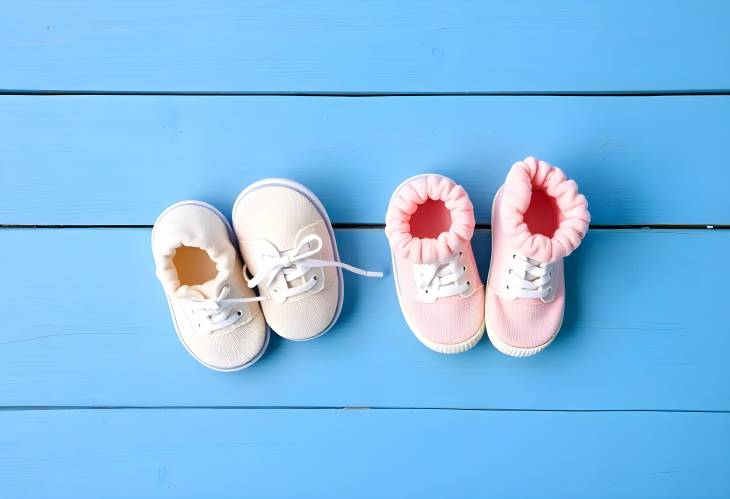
<box><xmin>152</xmin><ymin>200</ymin><xmax>269</xmax><ymax>371</ymax></box>
<box><xmin>232</xmin><ymin>179</ymin><xmax>382</xmax><ymax>340</ymax></box>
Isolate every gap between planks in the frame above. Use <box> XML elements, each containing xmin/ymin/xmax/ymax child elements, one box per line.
<box><xmin>0</xmin><ymin>406</ymin><xmax>728</xmax><ymax>413</ymax></box>
<box><xmin>2</xmin><ymin>90</ymin><xmax>730</xmax><ymax>97</ymax></box>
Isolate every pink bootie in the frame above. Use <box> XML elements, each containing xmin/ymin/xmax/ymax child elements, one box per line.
<box><xmin>486</xmin><ymin>157</ymin><xmax>590</xmax><ymax>357</ymax></box>
<box><xmin>386</xmin><ymin>174</ymin><xmax>485</xmax><ymax>354</ymax></box>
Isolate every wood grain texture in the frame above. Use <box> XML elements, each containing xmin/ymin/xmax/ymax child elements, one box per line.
<box><xmin>1</xmin><ymin>228</ymin><xmax>727</xmax><ymax>410</ymax></box>
<box><xmin>3</xmin><ymin>1</ymin><xmax>728</xmax><ymax>497</ymax></box>
<box><xmin>1</xmin><ymin>408</ymin><xmax>728</xmax><ymax>498</ymax></box>
<box><xmin>1</xmin><ymin>95</ymin><xmax>729</xmax><ymax>225</ymax></box>
<box><xmin>2</xmin><ymin>1</ymin><xmax>729</xmax><ymax>93</ymax></box>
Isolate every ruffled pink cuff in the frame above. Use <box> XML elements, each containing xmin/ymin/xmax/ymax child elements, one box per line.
<box><xmin>501</xmin><ymin>157</ymin><xmax>590</xmax><ymax>262</ymax></box>
<box><xmin>385</xmin><ymin>174</ymin><xmax>475</xmax><ymax>264</ymax></box>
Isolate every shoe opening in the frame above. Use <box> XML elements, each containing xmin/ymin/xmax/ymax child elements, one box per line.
<box><xmin>385</xmin><ymin>174</ymin><xmax>475</xmax><ymax>264</ymax></box>
<box><xmin>523</xmin><ymin>189</ymin><xmax>561</xmax><ymax>238</ymax></box>
<box><xmin>172</xmin><ymin>246</ymin><xmax>218</xmax><ymax>286</ymax></box>
<box><xmin>500</xmin><ymin>157</ymin><xmax>590</xmax><ymax>262</ymax></box>
<box><xmin>409</xmin><ymin>199</ymin><xmax>452</xmax><ymax>239</ymax></box>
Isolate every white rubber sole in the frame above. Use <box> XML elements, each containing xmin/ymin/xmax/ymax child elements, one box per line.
<box><xmin>232</xmin><ymin>178</ymin><xmax>344</xmax><ymax>341</ymax></box>
<box><xmin>484</xmin><ymin>187</ymin><xmax>560</xmax><ymax>358</ymax></box>
<box><xmin>387</xmin><ymin>173</ymin><xmax>485</xmax><ymax>355</ymax></box>
<box><xmin>484</xmin><ymin>313</ymin><xmax>560</xmax><ymax>358</ymax></box>
<box><xmin>152</xmin><ymin>200</ymin><xmax>270</xmax><ymax>372</ymax></box>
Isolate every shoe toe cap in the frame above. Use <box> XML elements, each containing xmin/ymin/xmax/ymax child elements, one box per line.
<box><xmin>181</xmin><ymin>312</ymin><xmax>268</xmax><ymax>371</ymax></box>
<box><xmin>486</xmin><ymin>290</ymin><xmax>564</xmax><ymax>350</ymax></box>
<box><xmin>402</xmin><ymin>287</ymin><xmax>485</xmax><ymax>351</ymax></box>
<box><xmin>262</xmin><ymin>281</ymin><xmax>339</xmax><ymax>340</ymax></box>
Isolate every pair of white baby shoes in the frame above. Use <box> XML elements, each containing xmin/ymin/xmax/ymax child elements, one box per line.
<box><xmin>152</xmin><ymin>179</ymin><xmax>382</xmax><ymax>371</ymax></box>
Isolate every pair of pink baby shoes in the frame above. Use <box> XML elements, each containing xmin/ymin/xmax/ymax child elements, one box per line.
<box><xmin>386</xmin><ymin>157</ymin><xmax>590</xmax><ymax>357</ymax></box>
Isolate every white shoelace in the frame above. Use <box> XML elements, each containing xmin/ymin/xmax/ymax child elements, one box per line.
<box><xmin>244</xmin><ymin>234</ymin><xmax>383</xmax><ymax>300</ymax></box>
<box><xmin>185</xmin><ymin>285</ymin><xmax>262</xmax><ymax>334</ymax></box>
<box><xmin>506</xmin><ymin>252</ymin><xmax>554</xmax><ymax>300</ymax></box>
<box><xmin>415</xmin><ymin>251</ymin><xmax>471</xmax><ymax>300</ymax></box>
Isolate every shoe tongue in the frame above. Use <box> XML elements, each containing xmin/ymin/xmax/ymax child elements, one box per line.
<box><xmin>507</xmin><ymin>234</ymin><xmax>554</xmax><ymax>262</ymax></box>
<box><xmin>174</xmin><ymin>277</ymin><xmax>226</xmax><ymax>301</ymax></box>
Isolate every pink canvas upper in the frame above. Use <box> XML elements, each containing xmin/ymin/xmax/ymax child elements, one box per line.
<box><xmin>486</xmin><ymin>157</ymin><xmax>590</xmax><ymax>350</ymax></box>
<box><xmin>386</xmin><ymin>175</ymin><xmax>484</xmax><ymax>350</ymax></box>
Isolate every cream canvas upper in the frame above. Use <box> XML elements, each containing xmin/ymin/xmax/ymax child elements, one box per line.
<box><xmin>152</xmin><ymin>201</ymin><xmax>268</xmax><ymax>371</ymax></box>
<box><xmin>232</xmin><ymin>179</ymin><xmax>381</xmax><ymax>341</ymax></box>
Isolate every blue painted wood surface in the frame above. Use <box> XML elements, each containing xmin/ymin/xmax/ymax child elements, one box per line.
<box><xmin>1</xmin><ymin>409</ymin><xmax>728</xmax><ymax>499</ymax></box>
<box><xmin>2</xmin><ymin>1</ymin><xmax>729</xmax><ymax>93</ymax></box>
<box><xmin>1</xmin><ymin>1</ymin><xmax>727</xmax><ymax>497</ymax></box>
<box><xmin>1</xmin><ymin>96</ymin><xmax>729</xmax><ymax>225</ymax></box>
<box><xmin>0</xmin><ymin>228</ymin><xmax>728</xmax><ymax>411</ymax></box>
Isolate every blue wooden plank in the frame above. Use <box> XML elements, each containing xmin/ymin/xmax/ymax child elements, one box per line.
<box><xmin>1</xmin><ymin>95</ymin><xmax>729</xmax><ymax>225</ymax></box>
<box><xmin>0</xmin><ymin>228</ymin><xmax>727</xmax><ymax>410</ymax></box>
<box><xmin>1</xmin><ymin>1</ymin><xmax>729</xmax><ymax>92</ymax></box>
<box><xmin>1</xmin><ymin>408</ymin><xmax>728</xmax><ymax>498</ymax></box>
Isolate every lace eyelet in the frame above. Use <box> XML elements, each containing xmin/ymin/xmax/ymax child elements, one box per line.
<box><xmin>466</xmin><ymin>281</ymin><xmax>470</xmax><ymax>287</ymax></box>
<box><xmin>459</xmin><ymin>251</ymin><xmax>463</xmax><ymax>256</ymax></box>
<box><xmin>462</xmin><ymin>265</ymin><xmax>466</xmax><ymax>272</ymax></box>
<box><xmin>425</xmin><ymin>289</ymin><xmax>429</xmax><ymax>294</ymax></box>
<box><xmin>236</xmin><ymin>310</ymin><xmax>242</xmax><ymax>317</ymax></box>
<box><xmin>313</xmin><ymin>275</ymin><xmax>317</xmax><ymax>281</ymax></box>
<box><xmin>506</xmin><ymin>285</ymin><xmax>510</xmax><ymax>290</ymax></box>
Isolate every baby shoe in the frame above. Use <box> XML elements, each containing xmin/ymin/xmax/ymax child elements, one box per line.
<box><xmin>385</xmin><ymin>174</ymin><xmax>485</xmax><ymax>354</ymax></box>
<box><xmin>152</xmin><ymin>201</ymin><xmax>268</xmax><ymax>371</ymax></box>
<box><xmin>485</xmin><ymin>157</ymin><xmax>590</xmax><ymax>357</ymax></box>
<box><xmin>232</xmin><ymin>179</ymin><xmax>382</xmax><ymax>341</ymax></box>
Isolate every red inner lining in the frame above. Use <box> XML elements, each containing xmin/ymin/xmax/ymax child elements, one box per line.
<box><xmin>409</xmin><ymin>199</ymin><xmax>452</xmax><ymax>239</ymax></box>
<box><xmin>523</xmin><ymin>189</ymin><xmax>560</xmax><ymax>237</ymax></box>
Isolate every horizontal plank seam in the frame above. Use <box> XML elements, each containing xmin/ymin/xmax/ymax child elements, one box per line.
<box><xmin>2</xmin><ymin>90</ymin><xmax>730</xmax><ymax>97</ymax></box>
<box><xmin>0</xmin><ymin>406</ymin><xmax>727</xmax><ymax>413</ymax></box>
<box><xmin>1</xmin><ymin>224</ymin><xmax>728</xmax><ymax>230</ymax></box>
